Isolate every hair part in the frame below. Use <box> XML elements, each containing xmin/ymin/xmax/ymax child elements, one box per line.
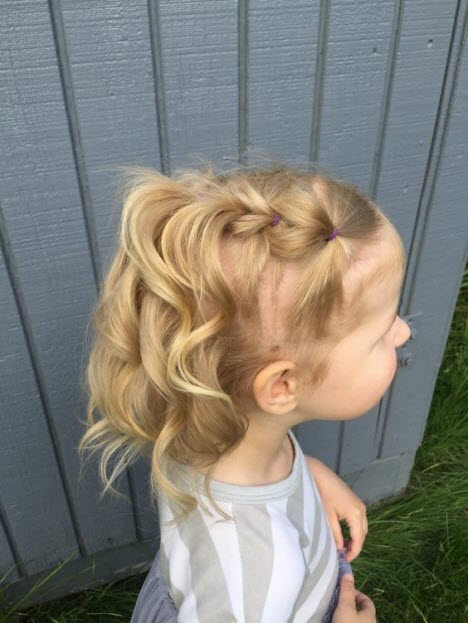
<box><xmin>78</xmin><ymin>159</ymin><xmax>406</xmax><ymax>525</ymax></box>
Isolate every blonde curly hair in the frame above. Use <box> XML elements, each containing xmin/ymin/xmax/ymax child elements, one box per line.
<box><xmin>78</xmin><ymin>159</ymin><xmax>406</xmax><ymax>525</ymax></box>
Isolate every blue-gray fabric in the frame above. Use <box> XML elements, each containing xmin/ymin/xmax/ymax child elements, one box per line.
<box><xmin>131</xmin><ymin>548</ymin><xmax>177</xmax><ymax>623</ymax></box>
<box><xmin>130</xmin><ymin>547</ymin><xmax>353</xmax><ymax>622</ymax></box>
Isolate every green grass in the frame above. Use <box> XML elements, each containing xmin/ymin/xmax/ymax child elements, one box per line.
<box><xmin>3</xmin><ymin>269</ymin><xmax>467</xmax><ymax>623</ymax></box>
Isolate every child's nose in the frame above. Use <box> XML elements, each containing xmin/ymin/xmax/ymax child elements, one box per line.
<box><xmin>397</xmin><ymin>318</ymin><xmax>412</xmax><ymax>346</ymax></box>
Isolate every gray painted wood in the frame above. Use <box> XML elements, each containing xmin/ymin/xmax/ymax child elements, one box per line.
<box><xmin>0</xmin><ymin>0</ymin><xmax>466</xmax><ymax>612</ymax></box>
<box><xmin>295</xmin><ymin>0</ymin><xmax>402</xmax><ymax>470</ymax></box>
<box><xmin>381</xmin><ymin>0</ymin><xmax>468</xmax><ymax>459</ymax></box>
<box><xmin>338</xmin><ymin>0</ymin><xmax>467</xmax><ymax>502</ymax></box>
<box><xmin>0</xmin><ymin>221</ymin><xmax>82</xmax><ymax>581</ymax></box>
<box><xmin>0</xmin><ymin>0</ymin><xmax>139</xmax><ymax>599</ymax></box>
<box><xmin>60</xmin><ymin>0</ymin><xmax>161</xmax><ymax>543</ymax></box>
<box><xmin>2</xmin><ymin>537</ymin><xmax>160</xmax><ymax>613</ymax></box>
<box><xmin>159</xmin><ymin>0</ymin><xmax>240</xmax><ymax>172</ymax></box>
<box><xmin>248</xmin><ymin>1</ymin><xmax>321</xmax><ymax>162</ymax></box>
<box><xmin>342</xmin><ymin>0</ymin><xmax>459</xmax><ymax>475</ymax></box>
<box><xmin>314</xmin><ymin>0</ymin><xmax>397</xmax><ymax>184</ymax></box>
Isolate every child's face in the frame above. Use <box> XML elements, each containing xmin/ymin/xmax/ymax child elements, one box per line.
<box><xmin>299</xmin><ymin>272</ymin><xmax>411</xmax><ymax>422</ymax></box>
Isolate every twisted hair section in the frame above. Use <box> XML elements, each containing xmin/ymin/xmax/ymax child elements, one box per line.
<box><xmin>78</xmin><ymin>161</ymin><xmax>406</xmax><ymax>524</ymax></box>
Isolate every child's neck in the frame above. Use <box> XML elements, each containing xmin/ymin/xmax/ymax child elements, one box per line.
<box><xmin>194</xmin><ymin>423</ymin><xmax>295</xmax><ymax>486</ymax></box>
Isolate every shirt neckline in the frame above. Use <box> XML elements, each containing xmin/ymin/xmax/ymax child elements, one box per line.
<box><xmin>178</xmin><ymin>429</ymin><xmax>302</xmax><ymax>504</ymax></box>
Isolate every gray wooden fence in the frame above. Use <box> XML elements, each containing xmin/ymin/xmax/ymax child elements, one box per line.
<box><xmin>1</xmin><ymin>0</ymin><xmax>467</xmax><ymax>613</ymax></box>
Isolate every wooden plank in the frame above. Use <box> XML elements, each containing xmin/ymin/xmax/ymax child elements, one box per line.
<box><xmin>61</xmin><ymin>0</ymin><xmax>162</xmax><ymax>548</ymax></box>
<box><xmin>314</xmin><ymin>0</ymin><xmax>396</xmax><ymax>184</ymax></box>
<box><xmin>0</xmin><ymin>0</ymin><xmax>137</xmax><ymax>579</ymax></box>
<box><xmin>288</xmin><ymin>0</ymin><xmax>396</xmax><ymax>470</ymax></box>
<box><xmin>61</xmin><ymin>0</ymin><xmax>163</xmax><ymax>249</ymax></box>
<box><xmin>159</xmin><ymin>0</ymin><xmax>239</xmax><ymax>171</ymax></box>
<box><xmin>340</xmin><ymin>0</ymin><xmax>467</xmax><ymax>503</ymax></box>
<box><xmin>248</xmin><ymin>0</ymin><xmax>321</xmax><ymax>163</ymax></box>
<box><xmin>0</xmin><ymin>537</ymin><xmax>160</xmax><ymax>612</ymax></box>
<box><xmin>342</xmin><ymin>451</ymin><xmax>417</xmax><ymax>506</ymax></box>
<box><xmin>0</xmin><ymin>231</ymin><xmax>81</xmax><ymax>579</ymax></box>
<box><xmin>0</xmin><ymin>524</ymin><xmax>18</xmax><ymax>585</ymax></box>
<box><xmin>335</xmin><ymin>0</ymin><xmax>459</xmax><ymax>475</ymax></box>
<box><xmin>380</xmin><ymin>0</ymin><xmax>468</xmax><ymax>459</ymax></box>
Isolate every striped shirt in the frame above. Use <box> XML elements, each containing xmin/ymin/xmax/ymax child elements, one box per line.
<box><xmin>158</xmin><ymin>429</ymin><xmax>339</xmax><ymax>622</ymax></box>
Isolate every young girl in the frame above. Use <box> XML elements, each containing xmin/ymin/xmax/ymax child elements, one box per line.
<box><xmin>79</xmin><ymin>160</ymin><xmax>410</xmax><ymax>622</ymax></box>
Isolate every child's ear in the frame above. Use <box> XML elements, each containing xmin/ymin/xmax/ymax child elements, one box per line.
<box><xmin>252</xmin><ymin>360</ymin><xmax>298</xmax><ymax>413</ymax></box>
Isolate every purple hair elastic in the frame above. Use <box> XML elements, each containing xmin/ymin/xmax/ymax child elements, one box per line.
<box><xmin>326</xmin><ymin>227</ymin><xmax>339</xmax><ymax>241</ymax></box>
<box><xmin>271</xmin><ymin>214</ymin><xmax>281</xmax><ymax>226</ymax></box>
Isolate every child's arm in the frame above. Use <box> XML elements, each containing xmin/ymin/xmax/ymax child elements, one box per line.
<box><xmin>304</xmin><ymin>454</ymin><xmax>368</xmax><ymax>563</ymax></box>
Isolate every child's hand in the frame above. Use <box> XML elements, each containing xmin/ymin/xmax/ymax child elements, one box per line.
<box><xmin>305</xmin><ymin>455</ymin><xmax>368</xmax><ymax>563</ymax></box>
<box><xmin>332</xmin><ymin>574</ymin><xmax>377</xmax><ymax>622</ymax></box>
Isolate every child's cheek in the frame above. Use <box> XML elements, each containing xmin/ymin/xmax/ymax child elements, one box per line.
<box><xmin>375</xmin><ymin>341</ymin><xmax>398</xmax><ymax>387</ymax></box>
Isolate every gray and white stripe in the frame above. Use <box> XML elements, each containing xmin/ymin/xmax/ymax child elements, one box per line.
<box><xmin>157</xmin><ymin>430</ymin><xmax>339</xmax><ymax>622</ymax></box>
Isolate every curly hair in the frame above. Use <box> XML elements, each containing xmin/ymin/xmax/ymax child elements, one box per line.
<box><xmin>77</xmin><ymin>159</ymin><xmax>406</xmax><ymax>525</ymax></box>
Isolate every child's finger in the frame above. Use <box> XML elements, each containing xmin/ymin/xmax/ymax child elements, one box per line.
<box><xmin>344</xmin><ymin>517</ymin><xmax>364</xmax><ymax>561</ymax></box>
<box><xmin>329</xmin><ymin>514</ymin><xmax>344</xmax><ymax>550</ymax></box>
<box><xmin>354</xmin><ymin>590</ymin><xmax>376</xmax><ymax>614</ymax></box>
<box><xmin>345</xmin><ymin>538</ymin><xmax>362</xmax><ymax>562</ymax></box>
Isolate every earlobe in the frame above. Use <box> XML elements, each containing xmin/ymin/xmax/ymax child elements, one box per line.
<box><xmin>270</xmin><ymin>395</ymin><xmax>298</xmax><ymax>414</ymax></box>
